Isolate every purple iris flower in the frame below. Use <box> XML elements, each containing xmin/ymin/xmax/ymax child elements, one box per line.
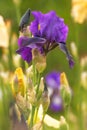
<box><xmin>45</xmin><ymin>72</ymin><xmax>63</xmax><ymax>112</ymax></box>
<box><xmin>16</xmin><ymin>10</ymin><xmax>74</xmax><ymax>68</ymax></box>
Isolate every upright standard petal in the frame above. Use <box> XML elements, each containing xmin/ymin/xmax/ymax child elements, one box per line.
<box><xmin>30</xmin><ymin>11</ymin><xmax>68</xmax><ymax>43</ymax></box>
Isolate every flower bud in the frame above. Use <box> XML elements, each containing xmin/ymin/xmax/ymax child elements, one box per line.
<box><xmin>37</xmin><ymin>77</ymin><xmax>44</xmax><ymax>99</ymax></box>
<box><xmin>15</xmin><ymin>67</ymin><xmax>26</xmax><ymax>96</ymax></box>
<box><xmin>32</xmin><ymin>49</ymin><xmax>46</xmax><ymax>73</ymax></box>
<box><xmin>26</xmin><ymin>65</ymin><xmax>33</xmax><ymax>78</ymax></box>
<box><xmin>14</xmin><ymin>104</ymin><xmax>21</xmax><ymax>121</ymax></box>
<box><xmin>60</xmin><ymin>86</ymin><xmax>71</xmax><ymax>108</ymax></box>
<box><xmin>27</xmin><ymin>79</ymin><xmax>36</xmax><ymax>105</ymax></box>
<box><xmin>16</xmin><ymin>93</ymin><xmax>30</xmax><ymax>119</ymax></box>
<box><xmin>12</xmin><ymin>67</ymin><xmax>26</xmax><ymax>97</ymax></box>
<box><xmin>59</xmin><ymin>116</ymin><xmax>69</xmax><ymax>130</ymax></box>
<box><xmin>27</xmin><ymin>88</ymin><xmax>36</xmax><ymax>105</ymax></box>
<box><xmin>41</xmin><ymin>86</ymin><xmax>50</xmax><ymax>114</ymax></box>
<box><xmin>60</xmin><ymin>72</ymin><xmax>71</xmax><ymax>107</ymax></box>
<box><xmin>11</xmin><ymin>75</ymin><xmax>19</xmax><ymax>97</ymax></box>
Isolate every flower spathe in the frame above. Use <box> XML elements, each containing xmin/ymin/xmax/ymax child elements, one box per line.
<box><xmin>17</xmin><ymin>10</ymin><xmax>74</xmax><ymax>68</ymax></box>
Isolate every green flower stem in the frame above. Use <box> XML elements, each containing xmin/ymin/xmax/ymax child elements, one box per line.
<box><xmin>29</xmin><ymin>62</ymin><xmax>36</xmax><ymax>127</ymax></box>
<box><xmin>30</xmin><ymin>62</ymin><xmax>41</xmax><ymax>128</ymax></box>
<box><xmin>64</xmin><ymin>105</ymin><xmax>69</xmax><ymax>121</ymax></box>
<box><xmin>30</xmin><ymin>106</ymin><xmax>35</xmax><ymax>127</ymax></box>
<box><xmin>36</xmin><ymin>73</ymin><xmax>41</xmax><ymax>95</ymax></box>
<box><xmin>75</xmin><ymin>23</ymin><xmax>83</xmax><ymax>130</ymax></box>
<box><xmin>32</xmin><ymin>61</ymin><xmax>37</xmax><ymax>86</ymax></box>
<box><xmin>34</xmin><ymin>107</ymin><xmax>39</xmax><ymax>123</ymax></box>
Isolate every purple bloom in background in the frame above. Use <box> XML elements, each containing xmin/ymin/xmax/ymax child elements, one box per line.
<box><xmin>45</xmin><ymin>72</ymin><xmax>63</xmax><ymax>112</ymax></box>
<box><xmin>17</xmin><ymin>10</ymin><xmax>74</xmax><ymax>68</ymax></box>
<box><xmin>46</xmin><ymin>72</ymin><xmax>60</xmax><ymax>89</ymax></box>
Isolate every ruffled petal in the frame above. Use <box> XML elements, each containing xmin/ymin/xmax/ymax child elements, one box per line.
<box><xmin>30</xmin><ymin>11</ymin><xmax>68</xmax><ymax>43</ymax></box>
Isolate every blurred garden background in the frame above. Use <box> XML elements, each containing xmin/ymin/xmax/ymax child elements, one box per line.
<box><xmin>0</xmin><ymin>0</ymin><xmax>87</xmax><ymax>130</ymax></box>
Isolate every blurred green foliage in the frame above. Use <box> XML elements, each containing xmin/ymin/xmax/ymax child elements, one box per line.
<box><xmin>0</xmin><ymin>0</ymin><xmax>87</xmax><ymax>130</ymax></box>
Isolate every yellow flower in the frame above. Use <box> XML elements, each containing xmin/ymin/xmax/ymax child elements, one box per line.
<box><xmin>0</xmin><ymin>16</ymin><xmax>9</xmax><ymax>47</ymax></box>
<box><xmin>11</xmin><ymin>67</ymin><xmax>26</xmax><ymax>97</ymax></box>
<box><xmin>71</xmin><ymin>0</ymin><xmax>87</xmax><ymax>23</ymax></box>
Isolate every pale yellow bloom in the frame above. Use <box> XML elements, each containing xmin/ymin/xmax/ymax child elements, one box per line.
<box><xmin>0</xmin><ymin>16</ymin><xmax>9</xmax><ymax>47</ymax></box>
<box><xmin>33</xmin><ymin>104</ymin><xmax>60</xmax><ymax>129</ymax></box>
<box><xmin>71</xmin><ymin>0</ymin><xmax>87</xmax><ymax>23</ymax></box>
<box><xmin>44</xmin><ymin>114</ymin><xmax>60</xmax><ymax>128</ymax></box>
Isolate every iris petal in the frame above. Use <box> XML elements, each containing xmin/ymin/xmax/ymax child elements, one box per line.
<box><xmin>18</xmin><ymin>36</ymin><xmax>46</xmax><ymax>48</ymax></box>
<box><xmin>58</xmin><ymin>42</ymin><xmax>74</xmax><ymax>68</ymax></box>
<box><xmin>16</xmin><ymin>47</ymin><xmax>32</xmax><ymax>63</ymax></box>
<box><xmin>30</xmin><ymin>11</ymin><xmax>68</xmax><ymax>43</ymax></box>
